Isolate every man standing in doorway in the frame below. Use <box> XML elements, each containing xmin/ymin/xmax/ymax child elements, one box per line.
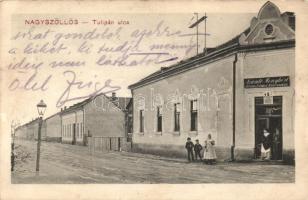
<box><xmin>272</xmin><ymin>128</ymin><xmax>281</xmax><ymax>160</ymax></box>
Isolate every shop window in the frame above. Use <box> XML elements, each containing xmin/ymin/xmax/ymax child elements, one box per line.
<box><xmin>190</xmin><ymin>100</ymin><xmax>198</xmax><ymax>131</ymax></box>
<box><xmin>140</xmin><ymin>110</ymin><xmax>144</xmax><ymax>133</ymax></box>
<box><xmin>157</xmin><ymin>106</ymin><xmax>162</xmax><ymax>132</ymax></box>
<box><xmin>174</xmin><ymin>103</ymin><xmax>180</xmax><ymax>132</ymax></box>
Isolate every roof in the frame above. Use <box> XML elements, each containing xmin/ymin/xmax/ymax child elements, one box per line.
<box><xmin>61</xmin><ymin>93</ymin><xmax>132</xmax><ymax>115</ymax></box>
<box><xmin>116</xmin><ymin>97</ymin><xmax>132</xmax><ymax>111</ymax></box>
<box><xmin>108</xmin><ymin>96</ymin><xmax>132</xmax><ymax>111</ymax></box>
<box><xmin>45</xmin><ymin>111</ymin><xmax>61</xmax><ymax>121</ymax></box>
<box><xmin>17</xmin><ymin>93</ymin><xmax>132</xmax><ymax>129</ymax></box>
<box><xmin>128</xmin><ymin>9</ymin><xmax>295</xmax><ymax>90</ymax></box>
<box><xmin>129</xmin><ymin>28</ymin><xmax>252</xmax><ymax>89</ymax></box>
<box><xmin>60</xmin><ymin>96</ymin><xmax>93</xmax><ymax>115</ymax></box>
<box><xmin>16</xmin><ymin>117</ymin><xmax>40</xmax><ymax>130</ymax></box>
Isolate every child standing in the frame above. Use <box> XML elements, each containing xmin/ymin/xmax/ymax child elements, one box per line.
<box><xmin>194</xmin><ymin>139</ymin><xmax>203</xmax><ymax>161</ymax></box>
<box><xmin>185</xmin><ymin>137</ymin><xmax>195</xmax><ymax>162</ymax></box>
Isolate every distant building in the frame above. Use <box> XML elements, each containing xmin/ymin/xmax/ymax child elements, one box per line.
<box><xmin>14</xmin><ymin>92</ymin><xmax>132</xmax><ymax>152</ymax></box>
<box><xmin>61</xmin><ymin>102</ymin><xmax>86</xmax><ymax>145</ymax></box>
<box><xmin>45</xmin><ymin>112</ymin><xmax>62</xmax><ymax>142</ymax></box>
<box><xmin>128</xmin><ymin>2</ymin><xmax>295</xmax><ymax>163</ymax></box>
<box><xmin>15</xmin><ymin>124</ymin><xmax>28</xmax><ymax>140</ymax></box>
<box><xmin>60</xmin><ymin>92</ymin><xmax>132</xmax><ymax>148</ymax></box>
<box><xmin>15</xmin><ymin>118</ymin><xmax>46</xmax><ymax>141</ymax></box>
<box><xmin>84</xmin><ymin>92</ymin><xmax>131</xmax><ymax>138</ymax></box>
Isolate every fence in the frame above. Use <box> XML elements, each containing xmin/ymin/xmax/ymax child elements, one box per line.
<box><xmin>88</xmin><ymin>136</ymin><xmax>131</xmax><ymax>153</ymax></box>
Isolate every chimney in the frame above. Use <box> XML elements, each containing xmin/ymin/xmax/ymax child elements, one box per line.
<box><xmin>61</xmin><ymin>108</ymin><xmax>63</xmax><ymax>112</ymax></box>
<box><xmin>64</xmin><ymin>106</ymin><xmax>67</xmax><ymax>110</ymax></box>
<box><xmin>282</xmin><ymin>12</ymin><xmax>295</xmax><ymax>31</ymax></box>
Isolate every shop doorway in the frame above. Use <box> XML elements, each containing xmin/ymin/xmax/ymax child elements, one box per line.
<box><xmin>255</xmin><ymin>96</ymin><xmax>282</xmax><ymax>160</ymax></box>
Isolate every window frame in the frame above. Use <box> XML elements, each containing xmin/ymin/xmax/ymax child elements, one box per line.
<box><xmin>139</xmin><ymin>109</ymin><xmax>145</xmax><ymax>133</ymax></box>
<box><xmin>174</xmin><ymin>103</ymin><xmax>181</xmax><ymax>132</ymax></box>
<box><xmin>190</xmin><ymin>100</ymin><xmax>198</xmax><ymax>131</ymax></box>
<box><xmin>157</xmin><ymin>106</ymin><xmax>162</xmax><ymax>132</ymax></box>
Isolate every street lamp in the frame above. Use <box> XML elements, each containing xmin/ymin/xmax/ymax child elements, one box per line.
<box><xmin>36</xmin><ymin>100</ymin><xmax>47</xmax><ymax>172</ymax></box>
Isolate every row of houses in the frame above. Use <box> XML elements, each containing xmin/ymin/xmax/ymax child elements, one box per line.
<box><xmin>15</xmin><ymin>2</ymin><xmax>295</xmax><ymax>163</ymax></box>
<box><xmin>15</xmin><ymin>92</ymin><xmax>133</xmax><ymax>151</ymax></box>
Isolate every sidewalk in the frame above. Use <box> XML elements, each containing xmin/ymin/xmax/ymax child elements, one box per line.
<box><xmin>11</xmin><ymin>140</ymin><xmax>295</xmax><ymax>184</ymax></box>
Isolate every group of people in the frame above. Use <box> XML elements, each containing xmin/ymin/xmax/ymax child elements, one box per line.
<box><xmin>185</xmin><ymin>134</ymin><xmax>217</xmax><ymax>164</ymax></box>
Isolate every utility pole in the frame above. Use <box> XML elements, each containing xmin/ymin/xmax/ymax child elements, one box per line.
<box><xmin>189</xmin><ymin>13</ymin><xmax>208</xmax><ymax>55</ymax></box>
<box><xmin>204</xmin><ymin>13</ymin><xmax>207</xmax><ymax>54</ymax></box>
<box><xmin>195</xmin><ymin>13</ymin><xmax>199</xmax><ymax>54</ymax></box>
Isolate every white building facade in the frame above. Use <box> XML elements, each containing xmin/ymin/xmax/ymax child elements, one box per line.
<box><xmin>129</xmin><ymin>2</ymin><xmax>295</xmax><ymax>163</ymax></box>
<box><xmin>61</xmin><ymin>109</ymin><xmax>84</xmax><ymax>145</ymax></box>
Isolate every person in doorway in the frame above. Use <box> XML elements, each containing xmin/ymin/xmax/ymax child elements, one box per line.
<box><xmin>185</xmin><ymin>137</ymin><xmax>195</xmax><ymax>162</ymax></box>
<box><xmin>272</xmin><ymin>128</ymin><xmax>280</xmax><ymax>160</ymax></box>
<box><xmin>261</xmin><ymin>129</ymin><xmax>272</xmax><ymax>160</ymax></box>
<box><xmin>203</xmin><ymin>134</ymin><xmax>217</xmax><ymax>164</ymax></box>
<box><xmin>194</xmin><ymin>139</ymin><xmax>203</xmax><ymax>161</ymax></box>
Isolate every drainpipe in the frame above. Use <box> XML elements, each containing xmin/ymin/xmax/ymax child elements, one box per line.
<box><xmin>231</xmin><ymin>53</ymin><xmax>238</xmax><ymax>161</ymax></box>
<box><xmin>60</xmin><ymin>114</ymin><xmax>63</xmax><ymax>143</ymax></box>
<box><xmin>131</xmin><ymin>90</ymin><xmax>134</xmax><ymax>150</ymax></box>
<box><xmin>83</xmin><ymin>106</ymin><xmax>85</xmax><ymax>146</ymax></box>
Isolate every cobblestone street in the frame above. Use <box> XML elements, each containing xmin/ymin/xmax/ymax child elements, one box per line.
<box><xmin>12</xmin><ymin>140</ymin><xmax>295</xmax><ymax>184</ymax></box>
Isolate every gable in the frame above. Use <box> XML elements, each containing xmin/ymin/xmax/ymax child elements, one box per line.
<box><xmin>239</xmin><ymin>1</ymin><xmax>295</xmax><ymax>45</ymax></box>
<box><xmin>86</xmin><ymin>93</ymin><xmax>125</xmax><ymax>112</ymax></box>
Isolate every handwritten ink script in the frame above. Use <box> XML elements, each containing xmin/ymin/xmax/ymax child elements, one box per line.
<box><xmin>6</xmin><ymin>15</ymin><xmax>200</xmax><ymax>108</ymax></box>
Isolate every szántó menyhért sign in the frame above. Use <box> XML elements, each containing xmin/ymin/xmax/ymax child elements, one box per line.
<box><xmin>244</xmin><ymin>76</ymin><xmax>290</xmax><ymax>88</ymax></box>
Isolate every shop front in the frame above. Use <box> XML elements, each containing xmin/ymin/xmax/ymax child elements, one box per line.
<box><xmin>236</xmin><ymin>71</ymin><xmax>294</xmax><ymax>163</ymax></box>
<box><xmin>254</xmin><ymin>95</ymin><xmax>283</xmax><ymax>160</ymax></box>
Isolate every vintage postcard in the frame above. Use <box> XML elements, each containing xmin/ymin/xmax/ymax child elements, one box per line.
<box><xmin>1</xmin><ymin>0</ymin><xmax>308</xmax><ymax>199</ymax></box>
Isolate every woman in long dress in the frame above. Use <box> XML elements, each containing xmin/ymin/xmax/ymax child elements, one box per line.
<box><xmin>203</xmin><ymin>134</ymin><xmax>217</xmax><ymax>164</ymax></box>
<box><xmin>261</xmin><ymin>129</ymin><xmax>272</xmax><ymax>160</ymax></box>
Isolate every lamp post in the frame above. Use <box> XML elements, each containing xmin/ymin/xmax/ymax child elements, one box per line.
<box><xmin>36</xmin><ymin>100</ymin><xmax>47</xmax><ymax>172</ymax></box>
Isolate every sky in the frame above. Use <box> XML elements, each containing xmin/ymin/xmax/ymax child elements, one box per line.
<box><xmin>4</xmin><ymin>12</ymin><xmax>256</xmax><ymax>125</ymax></box>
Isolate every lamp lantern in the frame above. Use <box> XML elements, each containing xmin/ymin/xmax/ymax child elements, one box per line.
<box><xmin>37</xmin><ymin>100</ymin><xmax>47</xmax><ymax>117</ymax></box>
